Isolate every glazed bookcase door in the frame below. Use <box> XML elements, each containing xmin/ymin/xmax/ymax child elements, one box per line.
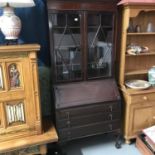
<box><xmin>49</xmin><ymin>12</ymin><xmax>82</xmax><ymax>83</ymax></box>
<box><xmin>87</xmin><ymin>12</ymin><xmax>114</xmax><ymax>79</ymax></box>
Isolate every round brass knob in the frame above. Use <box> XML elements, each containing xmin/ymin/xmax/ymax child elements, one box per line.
<box><xmin>143</xmin><ymin>96</ymin><xmax>148</xmax><ymax>100</ymax></box>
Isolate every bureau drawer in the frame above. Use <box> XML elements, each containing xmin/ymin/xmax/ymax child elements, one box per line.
<box><xmin>58</xmin><ymin>120</ymin><xmax>120</xmax><ymax>141</ymax></box>
<box><xmin>56</xmin><ymin>101</ymin><xmax>121</xmax><ymax>120</ymax></box>
<box><xmin>131</xmin><ymin>93</ymin><xmax>155</xmax><ymax>104</ymax></box>
<box><xmin>56</xmin><ymin>111</ymin><xmax>121</xmax><ymax>129</ymax></box>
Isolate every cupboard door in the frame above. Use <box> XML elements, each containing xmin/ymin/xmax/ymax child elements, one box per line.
<box><xmin>49</xmin><ymin>12</ymin><xmax>82</xmax><ymax>82</ymax></box>
<box><xmin>129</xmin><ymin>103</ymin><xmax>155</xmax><ymax>137</ymax></box>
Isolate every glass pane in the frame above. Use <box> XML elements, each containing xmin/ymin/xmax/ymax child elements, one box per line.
<box><xmin>5</xmin><ymin>101</ymin><xmax>25</xmax><ymax>126</ymax></box>
<box><xmin>87</xmin><ymin>12</ymin><xmax>113</xmax><ymax>79</ymax></box>
<box><xmin>50</xmin><ymin>13</ymin><xmax>82</xmax><ymax>82</ymax></box>
<box><xmin>8</xmin><ymin>63</ymin><xmax>21</xmax><ymax>88</ymax></box>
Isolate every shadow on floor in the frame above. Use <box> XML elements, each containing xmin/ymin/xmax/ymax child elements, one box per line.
<box><xmin>47</xmin><ymin>134</ymin><xmax>120</xmax><ymax>155</ymax></box>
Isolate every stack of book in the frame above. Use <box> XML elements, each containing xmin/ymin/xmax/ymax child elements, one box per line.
<box><xmin>142</xmin><ymin>125</ymin><xmax>155</xmax><ymax>153</ymax></box>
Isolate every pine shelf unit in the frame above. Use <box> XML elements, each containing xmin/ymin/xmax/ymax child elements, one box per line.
<box><xmin>118</xmin><ymin>2</ymin><xmax>155</xmax><ymax>144</ymax></box>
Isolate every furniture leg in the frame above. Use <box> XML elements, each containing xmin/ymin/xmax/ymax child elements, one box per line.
<box><xmin>115</xmin><ymin>134</ymin><xmax>122</xmax><ymax>149</ymax></box>
<box><xmin>39</xmin><ymin>144</ymin><xmax>47</xmax><ymax>155</ymax></box>
<box><xmin>125</xmin><ymin>139</ymin><xmax>131</xmax><ymax>144</ymax></box>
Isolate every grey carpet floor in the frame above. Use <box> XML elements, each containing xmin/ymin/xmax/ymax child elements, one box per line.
<box><xmin>62</xmin><ymin>134</ymin><xmax>141</xmax><ymax>155</ymax></box>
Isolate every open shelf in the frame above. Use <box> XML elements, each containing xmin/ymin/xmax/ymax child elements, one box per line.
<box><xmin>126</xmin><ymin>51</ymin><xmax>155</xmax><ymax>57</ymax></box>
<box><xmin>125</xmin><ymin>69</ymin><xmax>148</xmax><ymax>76</ymax></box>
<box><xmin>127</xmin><ymin>32</ymin><xmax>155</xmax><ymax>36</ymax></box>
<box><xmin>122</xmin><ymin>85</ymin><xmax>155</xmax><ymax>95</ymax></box>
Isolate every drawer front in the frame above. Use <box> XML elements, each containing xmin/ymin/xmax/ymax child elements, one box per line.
<box><xmin>131</xmin><ymin>93</ymin><xmax>155</xmax><ymax>104</ymax></box>
<box><xmin>56</xmin><ymin>101</ymin><xmax>121</xmax><ymax>120</ymax></box>
<box><xmin>56</xmin><ymin>112</ymin><xmax>121</xmax><ymax>129</ymax></box>
<box><xmin>58</xmin><ymin>120</ymin><xmax>120</xmax><ymax>141</ymax></box>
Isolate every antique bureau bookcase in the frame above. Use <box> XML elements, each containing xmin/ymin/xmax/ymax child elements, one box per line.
<box><xmin>0</xmin><ymin>44</ymin><xmax>42</xmax><ymax>142</ymax></box>
<box><xmin>118</xmin><ymin>1</ymin><xmax>155</xmax><ymax>144</ymax></box>
<box><xmin>47</xmin><ymin>0</ymin><xmax>121</xmax><ymax>146</ymax></box>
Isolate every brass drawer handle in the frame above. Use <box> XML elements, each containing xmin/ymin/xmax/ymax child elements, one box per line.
<box><xmin>109</xmin><ymin>114</ymin><xmax>113</xmax><ymax>120</ymax></box>
<box><xmin>143</xmin><ymin>96</ymin><xmax>148</xmax><ymax>100</ymax></box>
<box><xmin>67</xmin><ymin>120</ymin><xmax>71</xmax><ymax>127</ymax></box>
<box><xmin>109</xmin><ymin>105</ymin><xmax>113</xmax><ymax>111</ymax></box>
<box><xmin>66</xmin><ymin>112</ymin><xmax>70</xmax><ymax>119</ymax></box>
<box><xmin>109</xmin><ymin>124</ymin><xmax>112</xmax><ymax>130</ymax></box>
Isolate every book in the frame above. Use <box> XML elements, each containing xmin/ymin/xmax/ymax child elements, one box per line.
<box><xmin>144</xmin><ymin>136</ymin><xmax>155</xmax><ymax>152</ymax></box>
<box><xmin>143</xmin><ymin>125</ymin><xmax>155</xmax><ymax>144</ymax></box>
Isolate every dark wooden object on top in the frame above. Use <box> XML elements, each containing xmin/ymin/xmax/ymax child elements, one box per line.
<box><xmin>47</xmin><ymin>0</ymin><xmax>122</xmax><ymax>148</ymax></box>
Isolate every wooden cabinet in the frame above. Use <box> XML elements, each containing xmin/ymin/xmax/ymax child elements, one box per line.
<box><xmin>118</xmin><ymin>2</ymin><xmax>155</xmax><ymax>143</ymax></box>
<box><xmin>0</xmin><ymin>44</ymin><xmax>42</xmax><ymax>142</ymax></box>
<box><xmin>47</xmin><ymin>0</ymin><xmax>121</xmax><ymax>145</ymax></box>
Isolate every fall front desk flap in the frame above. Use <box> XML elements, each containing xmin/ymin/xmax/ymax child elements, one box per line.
<box><xmin>54</xmin><ymin>79</ymin><xmax>121</xmax><ymax>109</ymax></box>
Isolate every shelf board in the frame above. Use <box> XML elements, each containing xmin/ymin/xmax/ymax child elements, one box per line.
<box><xmin>0</xmin><ymin>119</ymin><xmax>58</xmax><ymax>153</ymax></box>
<box><xmin>126</xmin><ymin>51</ymin><xmax>155</xmax><ymax>56</ymax></box>
<box><xmin>122</xmin><ymin>86</ymin><xmax>155</xmax><ymax>95</ymax></box>
<box><xmin>125</xmin><ymin>69</ymin><xmax>148</xmax><ymax>76</ymax></box>
<box><xmin>127</xmin><ymin>32</ymin><xmax>155</xmax><ymax>35</ymax></box>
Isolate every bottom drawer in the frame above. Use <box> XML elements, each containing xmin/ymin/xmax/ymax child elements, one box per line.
<box><xmin>58</xmin><ymin>120</ymin><xmax>120</xmax><ymax>141</ymax></box>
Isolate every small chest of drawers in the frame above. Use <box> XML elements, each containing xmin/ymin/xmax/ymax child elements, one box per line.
<box><xmin>54</xmin><ymin>79</ymin><xmax>121</xmax><ymax>142</ymax></box>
